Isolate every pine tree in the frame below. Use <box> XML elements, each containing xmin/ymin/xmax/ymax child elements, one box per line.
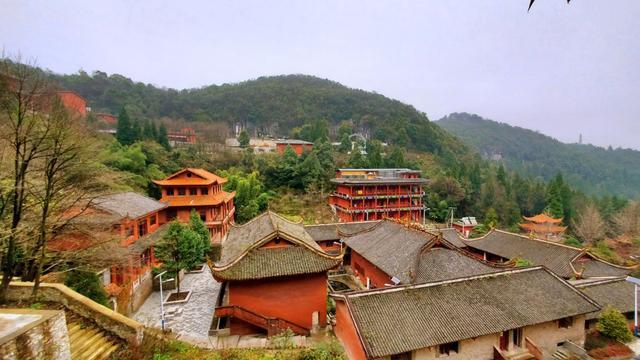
<box><xmin>545</xmin><ymin>175</ymin><xmax>564</xmax><ymax>219</ymax></box>
<box><xmin>116</xmin><ymin>107</ymin><xmax>134</xmax><ymax>145</ymax></box>
<box><xmin>237</xmin><ymin>130</ymin><xmax>250</xmax><ymax>148</ymax></box>
<box><xmin>348</xmin><ymin>148</ymin><xmax>368</xmax><ymax>168</ymax></box>
<box><xmin>385</xmin><ymin>146</ymin><xmax>405</xmax><ymax>168</ymax></box>
<box><xmin>157</xmin><ymin>123</ymin><xmax>171</xmax><ymax>150</ymax></box>
<box><xmin>367</xmin><ymin>140</ymin><xmax>383</xmax><ymax>168</ymax></box>
<box><xmin>143</xmin><ymin>119</ymin><xmax>155</xmax><ymax>139</ymax></box>
<box><xmin>301</xmin><ymin>151</ymin><xmax>323</xmax><ymax>190</ymax></box>
<box><xmin>131</xmin><ymin>120</ymin><xmax>142</xmax><ymax>143</ymax></box>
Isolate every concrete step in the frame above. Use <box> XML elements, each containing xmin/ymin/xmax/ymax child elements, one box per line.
<box><xmin>552</xmin><ymin>348</ymin><xmax>571</xmax><ymax>360</ymax></box>
<box><xmin>66</xmin><ymin>321</ymin><xmax>120</xmax><ymax>360</ymax></box>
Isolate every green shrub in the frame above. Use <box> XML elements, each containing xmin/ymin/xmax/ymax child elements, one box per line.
<box><xmin>564</xmin><ymin>237</ymin><xmax>582</xmax><ymax>248</ymax></box>
<box><xmin>64</xmin><ymin>270</ymin><xmax>109</xmax><ymax>306</ymax></box>
<box><xmin>514</xmin><ymin>257</ymin><xmax>533</xmax><ymax>267</ymax></box>
<box><xmin>598</xmin><ymin>306</ymin><xmax>633</xmax><ymax>343</ymax></box>
<box><xmin>270</xmin><ymin>329</ymin><xmax>296</xmax><ymax>349</ymax></box>
<box><xmin>299</xmin><ymin>340</ymin><xmax>346</xmax><ymax>360</ymax></box>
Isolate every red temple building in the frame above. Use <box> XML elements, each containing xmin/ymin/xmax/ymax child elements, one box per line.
<box><xmin>210</xmin><ymin>212</ymin><xmax>341</xmax><ymax>336</ymax></box>
<box><xmin>167</xmin><ymin>127</ymin><xmax>198</xmax><ymax>146</ymax></box>
<box><xmin>329</xmin><ymin>168</ymin><xmax>427</xmax><ymax>223</ymax></box>
<box><xmin>94</xmin><ymin>112</ymin><xmax>118</xmax><ymax>126</ymax></box>
<box><xmin>275</xmin><ymin>139</ymin><xmax>313</xmax><ymax>155</ymax></box>
<box><xmin>56</xmin><ymin>91</ymin><xmax>88</xmax><ymax>117</ymax></box>
<box><xmin>47</xmin><ymin>192</ymin><xmax>168</xmax><ymax>314</ymax></box>
<box><xmin>153</xmin><ymin>168</ymin><xmax>235</xmax><ymax>242</ymax></box>
<box><xmin>519</xmin><ymin>213</ymin><xmax>567</xmax><ymax>241</ymax></box>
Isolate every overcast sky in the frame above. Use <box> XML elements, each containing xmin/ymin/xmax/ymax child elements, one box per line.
<box><xmin>1</xmin><ymin>1</ymin><xmax>639</xmax><ymax>149</ymax></box>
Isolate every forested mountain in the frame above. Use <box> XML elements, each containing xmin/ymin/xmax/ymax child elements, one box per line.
<box><xmin>52</xmin><ymin>71</ymin><xmax>467</xmax><ymax>159</ymax></box>
<box><xmin>437</xmin><ymin>113</ymin><xmax>640</xmax><ymax>198</ymax></box>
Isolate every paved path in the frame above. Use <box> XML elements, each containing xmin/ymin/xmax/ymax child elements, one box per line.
<box><xmin>132</xmin><ymin>266</ymin><xmax>220</xmax><ymax>341</ymax></box>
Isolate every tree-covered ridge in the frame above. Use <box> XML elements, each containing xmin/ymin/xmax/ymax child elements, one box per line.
<box><xmin>436</xmin><ymin>112</ymin><xmax>640</xmax><ymax>198</ymax></box>
<box><xmin>52</xmin><ymin>72</ymin><xmax>468</xmax><ymax>158</ymax></box>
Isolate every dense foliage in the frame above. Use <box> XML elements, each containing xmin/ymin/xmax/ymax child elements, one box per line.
<box><xmin>437</xmin><ymin>112</ymin><xmax>640</xmax><ymax>198</ymax></box>
<box><xmin>597</xmin><ymin>306</ymin><xmax>633</xmax><ymax>343</ymax></box>
<box><xmin>53</xmin><ymin>72</ymin><xmax>468</xmax><ymax>159</ymax></box>
<box><xmin>64</xmin><ymin>270</ymin><xmax>109</xmax><ymax>306</ymax></box>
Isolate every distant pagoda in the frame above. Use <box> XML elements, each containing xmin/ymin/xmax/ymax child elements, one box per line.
<box><xmin>519</xmin><ymin>213</ymin><xmax>567</xmax><ymax>241</ymax></box>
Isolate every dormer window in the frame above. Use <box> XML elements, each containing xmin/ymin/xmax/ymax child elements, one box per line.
<box><xmin>186</xmin><ymin>172</ymin><xmax>192</xmax><ymax>178</ymax></box>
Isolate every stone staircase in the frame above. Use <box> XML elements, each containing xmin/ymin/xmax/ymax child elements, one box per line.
<box><xmin>67</xmin><ymin>321</ymin><xmax>120</xmax><ymax>360</ymax></box>
<box><xmin>552</xmin><ymin>347</ymin><xmax>572</xmax><ymax>360</ymax></box>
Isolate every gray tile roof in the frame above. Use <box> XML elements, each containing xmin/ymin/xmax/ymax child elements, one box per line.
<box><xmin>212</xmin><ymin>211</ymin><xmax>341</xmax><ymax>280</ymax></box>
<box><xmin>213</xmin><ymin>247</ymin><xmax>340</xmax><ymax>281</ymax></box>
<box><xmin>576</xmin><ymin>278</ymin><xmax>635</xmax><ymax>319</ymax></box>
<box><xmin>439</xmin><ymin>228</ymin><xmax>467</xmax><ymax>248</ymax></box>
<box><xmin>305</xmin><ymin>221</ymin><xmax>380</xmax><ymax>242</ymax></box>
<box><xmin>414</xmin><ymin>248</ymin><xmax>503</xmax><ymax>283</ymax></box>
<box><xmin>463</xmin><ymin>230</ymin><xmax>631</xmax><ymax>278</ymax></box>
<box><xmin>343</xmin><ymin>221</ymin><xmax>434</xmax><ymax>284</ymax></box>
<box><xmin>335</xmin><ymin>267</ymin><xmax>600</xmax><ymax>359</ymax></box>
<box><xmin>91</xmin><ymin>192</ymin><xmax>167</xmax><ymax>220</ymax></box>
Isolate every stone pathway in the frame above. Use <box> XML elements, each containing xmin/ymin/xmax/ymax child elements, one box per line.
<box><xmin>132</xmin><ymin>266</ymin><xmax>220</xmax><ymax>341</ymax></box>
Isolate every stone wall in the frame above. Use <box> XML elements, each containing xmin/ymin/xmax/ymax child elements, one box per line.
<box><xmin>412</xmin><ymin>333</ymin><xmax>498</xmax><ymax>360</ymax></box>
<box><xmin>5</xmin><ymin>281</ymin><xmax>144</xmax><ymax>344</ymax></box>
<box><xmin>0</xmin><ymin>309</ymin><xmax>71</xmax><ymax>360</ymax></box>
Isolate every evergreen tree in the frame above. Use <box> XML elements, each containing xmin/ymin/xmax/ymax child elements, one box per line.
<box><xmin>237</xmin><ymin>130</ymin><xmax>250</xmax><ymax>148</ymax></box>
<box><xmin>367</xmin><ymin>140</ymin><xmax>383</xmax><ymax>168</ymax></box>
<box><xmin>240</xmin><ymin>147</ymin><xmax>256</xmax><ymax>170</ymax></box>
<box><xmin>154</xmin><ymin>221</ymin><xmax>200</xmax><ymax>294</ymax></box>
<box><xmin>157</xmin><ymin>123</ymin><xmax>171</xmax><ymax>150</ymax></box>
<box><xmin>315</xmin><ymin>140</ymin><xmax>336</xmax><ymax>186</ymax></box>
<box><xmin>131</xmin><ymin>120</ymin><xmax>142</xmax><ymax>143</ymax></box>
<box><xmin>116</xmin><ymin>107</ymin><xmax>134</xmax><ymax>145</ymax></box>
<box><xmin>64</xmin><ymin>270</ymin><xmax>109</xmax><ymax>306</ymax></box>
<box><xmin>143</xmin><ymin>119</ymin><xmax>155</xmax><ymax>139</ymax></box>
<box><xmin>384</xmin><ymin>146</ymin><xmax>405</xmax><ymax>168</ymax></box>
<box><xmin>301</xmin><ymin>151</ymin><xmax>323</xmax><ymax>190</ymax></box>
<box><xmin>338</xmin><ymin>133</ymin><xmax>351</xmax><ymax>153</ymax></box>
<box><xmin>545</xmin><ymin>174</ymin><xmax>565</xmax><ymax>219</ymax></box>
<box><xmin>189</xmin><ymin>210</ymin><xmax>210</xmax><ymax>261</ymax></box>
<box><xmin>348</xmin><ymin>148</ymin><xmax>368</xmax><ymax>168</ymax></box>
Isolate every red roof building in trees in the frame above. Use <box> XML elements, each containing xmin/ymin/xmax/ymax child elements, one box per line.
<box><xmin>153</xmin><ymin>168</ymin><xmax>235</xmax><ymax>242</ymax></box>
<box><xmin>519</xmin><ymin>213</ymin><xmax>567</xmax><ymax>240</ymax></box>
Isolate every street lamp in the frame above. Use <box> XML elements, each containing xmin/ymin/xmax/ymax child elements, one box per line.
<box><xmin>154</xmin><ymin>271</ymin><xmax>174</xmax><ymax>331</ymax></box>
<box><xmin>625</xmin><ymin>276</ymin><xmax>640</xmax><ymax>336</ymax></box>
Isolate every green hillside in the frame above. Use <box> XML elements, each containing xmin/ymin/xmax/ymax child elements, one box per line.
<box><xmin>53</xmin><ymin>72</ymin><xmax>467</xmax><ymax>158</ymax></box>
<box><xmin>436</xmin><ymin>112</ymin><xmax>640</xmax><ymax>198</ymax></box>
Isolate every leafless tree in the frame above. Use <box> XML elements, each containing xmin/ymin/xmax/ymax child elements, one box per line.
<box><xmin>572</xmin><ymin>203</ymin><xmax>606</xmax><ymax>244</ymax></box>
<box><xmin>613</xmin><ymin>202</ymin><xmax>640</xmax><ymax>237</ymax></box>
<box><xmin>0</xmin><ymin>56</ymin><xmax>55</xmax><ymax>301</ymax></box>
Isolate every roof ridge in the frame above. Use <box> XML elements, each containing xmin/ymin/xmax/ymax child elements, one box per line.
<box><xmin>574</xmin><ymin>277</ymin><xmax>628</xmax><ymax>288</ymax></box>
<box><xmin>343</xmin><ymin>266</ymin><xmax>544</xmax><ymax>298</ymax></box>
<box><xmin>492</xmin><ymin>229</ymin><xmax>583</xmax><ymax>251</ymax></box>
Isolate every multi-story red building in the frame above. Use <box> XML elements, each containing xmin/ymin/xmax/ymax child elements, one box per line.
<box><xmin>167</xmin><ymin>127</ymin><xmax>198</xmax><ymax>146</ymax></box>
<box><xmin>329</xmin><ymin>168</ymin><xmax>427</xmax><ymax>223</ymax></box>
<box><xmin>153</xmin><ymin>168</ymin><xmax>235</xmax><ymax>242</ymax></box>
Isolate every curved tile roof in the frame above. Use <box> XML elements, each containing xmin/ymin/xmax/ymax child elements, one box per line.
<box><xmin>463</xmin><ymin>229</ymin><xmax>632</xmax><ymax>278</ymax></box>
<box><xmin>212</xmin><ymin>211</ymin><xmax>341</xmax><ymax>280</ymax></box>
<box><xmin>91</xmin><ymin>192</ymin><xmax>166</xmax><ymax>220</ymax></box>
<box><xmin>343</xmin><ymin>221</ymin><xmax>435</xmax><ymax>284</ymax></box>
<box><xmin>335</xmin><ymin>267</ymin><xmax>600</xmax><ymax>359</ymax></box>
<box><xmin>414</xmin><ymin>248</ymin><xmax>502</xmax><ymax>283</ymax></box>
